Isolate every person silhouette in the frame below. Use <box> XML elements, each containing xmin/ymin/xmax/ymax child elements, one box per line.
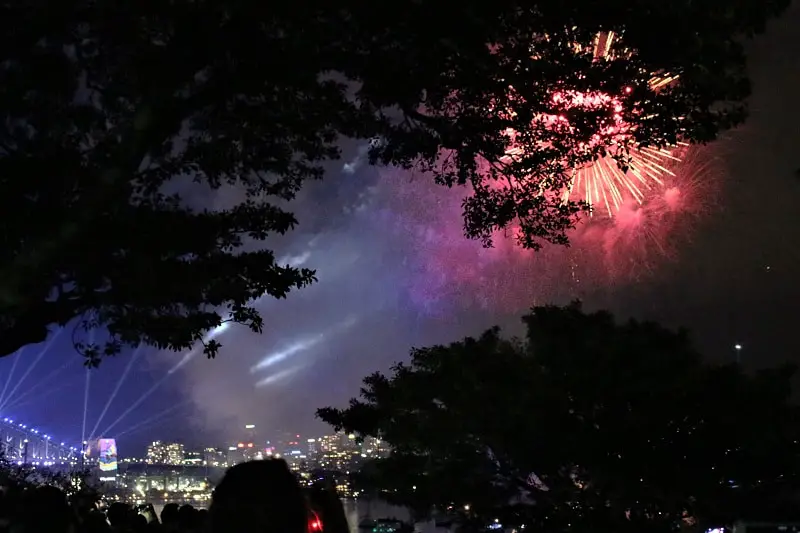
<box><xmin>210</xmin><ymin>459</ymin><xmax>308</xmax><ymax>533</ymax></box>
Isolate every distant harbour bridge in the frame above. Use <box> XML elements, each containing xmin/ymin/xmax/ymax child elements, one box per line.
<box><xmin>0</xmin><ymin>417</ymin><xmax>78</xmax><ymax>464</ymax></box>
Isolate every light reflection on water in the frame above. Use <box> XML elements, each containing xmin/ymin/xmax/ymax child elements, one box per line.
<box><xmin>343</xmin><ymin>500</ymin><xmax>446</xmax><ymax>533</ymax></box>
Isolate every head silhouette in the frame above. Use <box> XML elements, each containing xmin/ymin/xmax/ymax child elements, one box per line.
<box><xmin>161</xmin><ymin>502</ymin><xmax>179</xmax><ymax>528</ymax></box>
<box><xmin>210</xmin><ymin>458</ymin><xmax>307</xmax><ymax>533</ymax></box>
<box><xmin>19</xmin><ymin>485</ymin><xmax>73</xmax><ymax>533</ymax></box>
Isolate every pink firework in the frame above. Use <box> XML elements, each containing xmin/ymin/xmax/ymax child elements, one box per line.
<box><xmin>380</xmin><ymin>143</ymin><xmax>715</xmax><ymax>314</ymax></box>
<box><xmin>494</xmin><ymin>31</ymin><xmax>684</xmax><ymax>223</ymax></box>
<box><xmin>380</xmin><ymin>31</ymin><xmax>716</xmax><ymax>312</ymax></box>
<box><xmin>502</xmin><ymin>85</ymin><xmax>684</xmax><ymax>221</ymax></box>
<box><xmin>569</xmin><ymin>144</ymin><xmax>718</xmax><ymax>280</ymax></box>
<box><xmin>497</xmin><ymin>31</ymin><xmax>714</xmax><ymax>277</ymax></box>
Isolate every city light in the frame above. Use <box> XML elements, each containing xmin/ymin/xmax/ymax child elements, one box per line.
<box><xmin>146</xmin><ymin>441</ymin><xmax>185</xmax><ymax>465</ymax></box>
<box><xmin>0</xmin><ymin>414</ymin><xmax>390</xmax><ymax>506</ymax></box>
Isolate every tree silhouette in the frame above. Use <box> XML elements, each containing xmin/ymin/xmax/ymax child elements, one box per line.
<box><xmin>0</xmin><ymin>1</ymin><xmax>789</xmax><ymax>361</ymax></box>
<box><xmin>319</xmin><ymin>303</ymin><xmax>800</xmax><ymax>532</ymax></box>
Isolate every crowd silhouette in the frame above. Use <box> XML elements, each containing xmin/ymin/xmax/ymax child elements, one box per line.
<box><xmin>0</xmin><ymin>458</ymin><xmax>346</xmax><ymax>533</ymax></box>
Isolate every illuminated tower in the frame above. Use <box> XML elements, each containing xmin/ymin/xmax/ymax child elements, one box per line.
<box><xmin>307</xmin><ymin>438</ymin><xmax>318</xmax><ymax>464</ymax></box>
<box><xmin>245</xmin><ymin>424</ymin><xmax>256</xmax><ymax>443</ymax></box>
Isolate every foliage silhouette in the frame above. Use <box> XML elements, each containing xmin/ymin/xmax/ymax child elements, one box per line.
<box><xmin>0</xmin><ymin>451</ymin><xmax>97</xmax><ymax>503</ymax></box>
<box><xmin>319</xmin><ymin>303</ymin><xmax>800</xmax><ymax>532</ymax></box>
<box><xmin>0</xmin><ymin>1</ymin><xmax>789</xmax><ymax>361</ymax></box>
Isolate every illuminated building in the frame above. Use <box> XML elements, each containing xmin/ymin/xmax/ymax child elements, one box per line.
<box><xmin>203</xmin><ymin>447</ymin><xmax>227</xmax><ymax>467</ymax></box>
<box><xmin>183</xmin><ymin>451</ymin><xmax>203</xmax><ymax>466</ymax></box>
<box><xmin>279</xmin><ymin>434</ymin><xmax>306</xmax><ymax>471</ymax></box>
<box><xmin>227</xmin><ymin>441</ymin><xmax>259</xmax><ymax>465</ymax></box>
<box><xmin>284</xmin><ymin>449</ymin><xmax>307</xmax><ymax>472</ymax></box>
<box><xmin>146</xmin><ymin>442</ymin><xmax>166</xmax><ymax>464</ymax></box>
<box><xmin>146</xmin><ymin>441</ymin><xmax>185</xmax><ymax>465</ymax></box>
<box><xmin>315</xmin><ymin>433</ymin><xmax>361</xmax><ymax>472</ymax></box>
<box><xmin>307</xmin><ymin>438</ymin><xmax>318</xmax><ymax>463</ymax></box>
<box><xmin>226</xmin><ymin>446</ymin><xmax>241</xmax><ymax>466</ymax></box>
<box><xmin>307</xmin><ymin>433</ymin><xmax>391</xmax><ymax>472</ymax></box>
<box><xmin>116</xmin><ymin>463</ymin><xmax>223</xmax><ymax>506</ymax></box>
<box><xmin>94</xmin><ymin>438</ymin><xmax>119</xmax><ymax>480</ymax></box>
<box><xmin>166</xmin><ymin>443</ymin><xmax>185</xmax><ymax>465</ymax></box>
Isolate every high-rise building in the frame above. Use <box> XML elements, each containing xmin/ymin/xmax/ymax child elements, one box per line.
<box><xmin>146</xmin><ymin>441</ymin><xmax>185</xmax><ymax>465</ymax></box>
<box><xmin>226</xmin><ymin>446</ymin><xmax>243</xmax><ymax>466</ymax></box>
<box><xmin>315</xmin><ymin>433</ymin><xmax>363</xmax><ymax>472</ymax></box>
<box><xmin>165</xmin><ymin>443</ymin><xmax>185</xmax><ymax>465</ymax></box>
<box><xmin>307</xmin><ymin>438</ymin><xmax>318</xmax><ymax>464</ymax></box>
<box><xmin>279</xmin><ymin>434</ymin><xmax>306</xmax><ymax>471</ymax></box>
<box><xmin>183</xmin><ymin>450</ymin><xmax>203</xmax><ymax>466</ymax></box>
<box><xmin>146</xmin><ymin>441</ymin><xmax>167</xmax><ymax>464</ymax></box>
<box><xmin>203</xmin><ymin>447</ymin><xmax>227</xmax><ymax>467</ymax></box>
<box><xmin>227</xmin><ymin>441</ymin><xmax>261</xmax><ymax>465</ymax></box>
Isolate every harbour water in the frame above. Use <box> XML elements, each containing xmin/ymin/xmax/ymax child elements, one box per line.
<box><xmin>342</xmin><ymin>500</ymin><xmax>445</xmax><ymax>533</ymax></box>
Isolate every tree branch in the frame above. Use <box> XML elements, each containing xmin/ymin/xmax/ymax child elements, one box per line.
<box><xmin>0</xmin><ymin>299</ymin><xmax>81</xmax><ymax>357</ymax></box>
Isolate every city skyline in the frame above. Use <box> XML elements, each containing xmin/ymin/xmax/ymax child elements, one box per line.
<box><xmin>0</xmin><ymin>409</ymin><xmax>384</xmax><ymax>460</ymax></box>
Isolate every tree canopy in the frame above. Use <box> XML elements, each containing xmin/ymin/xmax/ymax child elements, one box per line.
<box><xmin>0</xmin><ymin>0</ymin><xmax>790</xmax><ymax>362</ymax></box>
<box><xmin>319</xmin><ymin>303</ymin><xmax>800</xmax><ymax>532</ymax></box>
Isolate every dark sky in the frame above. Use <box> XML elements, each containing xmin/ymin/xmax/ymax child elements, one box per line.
<box><xmin>0</xmin><ymin>6</ymin><xmax>798</xmax><ymax>456</ymax></box>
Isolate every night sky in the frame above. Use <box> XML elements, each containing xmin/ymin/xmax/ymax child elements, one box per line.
<box><xmin>0</xmin><ymin>6</ymin><xmax>798</xmax><ymax>456</ymax></box>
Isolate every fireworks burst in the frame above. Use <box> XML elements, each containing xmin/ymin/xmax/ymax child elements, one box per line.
<box><xmin>577</xmin><ymin>32</ymin><xmax>681</xmax><ymax>220</ymax></box>
<box><xmin>376</xmin><ymin>31</ymin><xmax>718</xmax><ymax>314</ymax></box>
<box><xmin>382</xmin><ymin>142</ymin><xmax>716</xmax><ymax>315</ymax></box>
<box><xmin>500</xmin><ymin>31</ymin><xmax>684</xmax><ymax>222</ymax></box>
<box><xmin>564</xmin><ymin>144</ymin><xmax>685</xmax><ymax>219</ymax></box>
